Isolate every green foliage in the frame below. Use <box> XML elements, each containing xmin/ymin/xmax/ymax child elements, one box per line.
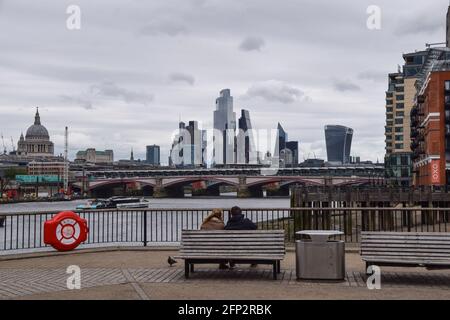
<box><xmin>3</xmin><ymin>167</ymin><xmax>27</xmax><ymax>179</ymax></box>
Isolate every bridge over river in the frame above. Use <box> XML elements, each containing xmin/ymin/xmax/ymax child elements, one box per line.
<box><xmin>72</xmin><ymin>166</ymin><xmax>385</xmax><ymax>198</ymax></box>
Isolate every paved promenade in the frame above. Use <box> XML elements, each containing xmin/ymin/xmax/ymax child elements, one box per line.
<box><xmin>1</xmin><ymin>249</ymin><xmax>450</xmax><ymax>299</ymax></box>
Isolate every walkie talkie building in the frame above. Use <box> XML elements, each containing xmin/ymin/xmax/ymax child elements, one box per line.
<box><xmin>324</xmin><ymin>125</ymin><xmax>353</xmax><ymax>164</ymax></box>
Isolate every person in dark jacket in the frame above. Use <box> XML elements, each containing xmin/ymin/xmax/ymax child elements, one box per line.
<box><xmin>224</xmin><ymin>206</ymin><xmax>257</xmax><ymax>230</ymax></box>
<box><xmin>224</xmin><ymin>206</ymin><xmax>257</xmax><ymax>268</ymax></box>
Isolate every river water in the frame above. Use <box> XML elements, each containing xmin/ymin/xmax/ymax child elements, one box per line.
<box><xmin>0</xmin><ymin>197</ymin><xmax>291</xmax><ymax>254</ymax></box>
<box><xmin>0</xmin><ymin>197</ymin><xmax>290</xmax><ymax>213</ymax></box>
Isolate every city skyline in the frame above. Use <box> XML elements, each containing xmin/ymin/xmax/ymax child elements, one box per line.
<box><xmin>1</xmin><ymin>0</ymin><xmax>449</xmax><ymax>163</ymax></box>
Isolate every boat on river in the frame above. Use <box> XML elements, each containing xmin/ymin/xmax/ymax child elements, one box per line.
<box><xmin>76</xmin><ymin>197</ymin><xmax>150</xmax><ymax>210</ymax></box>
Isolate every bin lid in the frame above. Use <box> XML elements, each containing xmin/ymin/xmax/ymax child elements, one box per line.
<box><xmin>295</xmin><ymin>230</ymin><xmax>343</xmax><ymax>242</ymax></box>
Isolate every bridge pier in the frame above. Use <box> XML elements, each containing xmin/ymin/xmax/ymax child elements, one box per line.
<box><xmin>266</xmin><ymin>188</ymin><xmax>289</xmax><ymax>197</ymax></box>
<box><xmin>237</xmin><ymin>176</ymin><xmax>251</xmax><ymax>198</ymax></box>
<box><xmin>153</xmin><ymin>187</ymin><xmax>168</xmax><ymax>198</ymax></box>
<box><xmin>153</xmin><ymin>186</ymin><xmax>185</xmax><ymax>198</ymax></box>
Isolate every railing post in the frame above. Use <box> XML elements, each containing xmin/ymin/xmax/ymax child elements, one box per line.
<box><xmin>143</xmin><ymin>210</ymin><xmax>148</xmax><ymax>247</ymax></box>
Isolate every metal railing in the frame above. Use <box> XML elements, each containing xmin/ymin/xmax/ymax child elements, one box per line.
<box><xmin>1</xmin><ymin>207</ymin><xmax>450</xmax><ymax>253</ymax></box>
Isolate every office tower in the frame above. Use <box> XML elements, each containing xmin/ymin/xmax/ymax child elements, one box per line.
<box><xmin>213</xmin><ymin>89</ymin><xmax>236</xmax><ymax>165</ymax></box>
<box><xmin>169</xmin><ymin>120</ymin><xmax>202</xmax><ymax>167</ymax></box>
<box><xmin>185</xmin><ymin>120</ymin><xmax>202</xmax><ymax>166</ymax></box>
<box><xmin>286</xmin><ymin>141</ymin><xmax>299</xmax><ymax>166</ymax></box>
<box><xmin>146</xmin><ymin>145</ymin><xmax>160</xmax><ymax>166</ymax></box>
<box><xmin>201</xmin><ymin>129</ymin><xmax>207</xmax><ymax>167</ymax></box>
<box><xmin>237</xmin><ymin>109</ymin><xmax>256</xmax><ymax>164</ymax></box>
<box><xmin>277</xmin><ymin>123</ymin><xmax>287</xmax><ymax>153</ymax></box>
<box><xmin>324</xmin><ymin>125</ymin><xmax>353</xmax><ymax>164</ymax></box>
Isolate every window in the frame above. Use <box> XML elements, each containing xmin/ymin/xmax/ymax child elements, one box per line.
<box><xmin>396</xmin><ymin>103</ymin><xmax>404</xmax><ymax>109</ymax></box>
<box><xmin>401</xmin><ymin>168</ymin><xmax>410</xmax><ymax>177</ymax></box>
<box><xmin>395</xmin><ymin>118</ymin><xmax>403</xmax><ymax>125</ymax></box>
<box><xmin>386</xmin><ymin>92</ymin><xmax>393</xmax><ymax>98</ymax></box>
<box><xmin>395</xmin><ymin>135</ymin><xmax>403</xmax><ymax>141</ymax></box>
<box><xmin>396</xmin><ymin>95</ymin><xmax>404</xmax><ymax>100</ymax></box>
<box><xmin>445</xmin><ymin>95</ymin><xmax>450</xmax><ymax>104</ymax></box>
<box><xmin>445</xmin><ymin>81</ymin><xmax>450</xmax><ymax>91</ymax></box>
<box><xmin>396</xmin><ymin>111</ymin><xmax>404</xmax><ymax>117</ymax></box>
<box><xmin>401</xmin><ymin>155</ymin><xmax>409</xmax><ymax>166</ymax></box>
<box><xmin>390</xmin><ymin>156</ymin><xmax>398</xmax><ymax>165</ymax></box>
<box><xmin>387</xmin><ymin>121</ymin><xmax>393</xmax><ymax>126</ymax></box>
<box><xmin>385</xmin><ymin>127</ymin><xmax>393</xmax><ymax>133</ymax></box>
<box><xmin>395</xmin><ymin>143</ymin><xmax>404</xmax><ymax>149</ymax></box>
<box><xmin>386</xmin><ymin>142</ymin><xmax>392</xmax><ymax>147</ymax></box>
<box><xmin>395</xmin><ymin>127</ymin><xmax>403</xmax><ymax>133</ymax></box>
<box><xmin>386</xmin><ymin>99</ymin><xmax>393</xmax><ymax>105</ymax></box>
<box><xmin>386</xmin><ymin>107</ymin><xmax>393</xmax><ymax>113</ymax></box>
<box><xmin>387</xmin><ymin>114</ymin><xmax>393</xmax><ymax>119</ymax></box>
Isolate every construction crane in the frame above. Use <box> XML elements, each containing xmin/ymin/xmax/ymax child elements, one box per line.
<box><xmin>63</xmin><ymin>126</ymin><xmax>69</xmax><ymax>194</ymax></box>
<box><xmin>0</xmin><ymin>133</ymin><xmax>6</xmax><ymax>155</ymax></box>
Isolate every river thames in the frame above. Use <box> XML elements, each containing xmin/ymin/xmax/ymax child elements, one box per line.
<box><xmin>0</xmin><ymin>196</ymin><xmax>290</xmax><ymax>213</ymax></box>
<box><xmin>0</xmin><ymin>197</ymin><xmax>292</xmax><ymax>254</ymax></box>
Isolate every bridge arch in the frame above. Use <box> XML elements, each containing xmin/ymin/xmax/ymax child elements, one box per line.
<box><xmin>162</xmin><ymin>176</ymin><xmax>240</xmax><ymax>188</ymax></box>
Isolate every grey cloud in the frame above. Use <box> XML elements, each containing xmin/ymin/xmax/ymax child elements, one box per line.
<box><xmin>60</xmin><ymin>81</ymin><xmax>153</xmax><ymax>109</ymax></box>
<box><xmin>395</xmin><ymin>12</ymin><xmax>444</xmax><ymax>36</ymax></box>
<box><xmin>89</xmin><ymin>81</ymin><xmax>154</xmax><ymax>105</ymax></box>
<box><xmin>139</xmin><ymin>21</ymin><xmax>188</xmax><ymax>36</ymax></box>
<box><xmin>169</xmin><ymin>72</ymin><xmax>195</xmax><ymax>85</ymax></box>
<box><xmin>239</xmin><ymin>36</ymin><xmax>265</xmax><ymax>52</ymax></box>
<box><xmin>357</xmin><ymin>71</ymin><xmax>386</xmax><ymax>83</ymax></box>
<box><xmin>60</xmin><ymin>95</ymin><xmax>93</xmax><ymax>110</ymax></box>
<box><xmin>2</xmin><ymin>0</ymin><xmax>441</xmax><ymax>163</ymax></box>
<box><xmin>245</xmin><ymin>80</ymin><xmax>308</xmax><ymax>104</ymax></box>
<box><xmin>333</xmin><ymin>80</ymin><xmax>361</xmax><ymax>92</ymax></box>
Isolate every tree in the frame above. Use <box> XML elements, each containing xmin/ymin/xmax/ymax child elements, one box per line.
<box><xmin>0</xmin><ymin>167</ymin><xmax>27</xmax><ymax>196</ymax></box>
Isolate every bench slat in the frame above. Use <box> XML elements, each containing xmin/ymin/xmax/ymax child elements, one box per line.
<box><xmin>182</xmin><ymin>246</ymin><xmax>285</xmax><ymax>249</ymax></box>
<box><xmin>361</xmin><ymin>248</ymin><xmax>450</xmax><ymax>253</ymax></box>
<box><xmin>175</xmin><ymin>255</ymin><xmax>284</xmax><ymax>260</ymax></box>
<box><xmin>181</xmin><ymin>229</ymin><xmax>284</xmax><ymax>235</ymax></box>
<box><xmin>360</xmin><ymin>231</ymin><xmax>450</xmax><ymax>268</ymax></box>
<box><xmin>182</xmin><ymin>235</ymin><xmax>285</xmax><ymax>238</ymax></box>
<box><xmin>361</xmin><ymin>235</ymin><xmax>450</xmax><ymax>240</ymax></box>
<box><xmin>180</xmin><ymin>248</ymin><xmax>284</xmax><ymax>254</ymax></box>
<box><xmin>362</xmin><ymin>232</ymin><xmax>450</xmax><ymax>236</ymax></box>
<box><xmin>362</xmin><ymin>258</ymin><xmax>450</xmax><ymax>265</ymax></box>
<box><xmin>360</xmin><ymin>240</ymin><xmax>450</xmax><ymax>245</ymax></box>
<box><xmin>361</xmin><ymin>251</ymin><xmax>450</xmax><ymax>258</ymax></box>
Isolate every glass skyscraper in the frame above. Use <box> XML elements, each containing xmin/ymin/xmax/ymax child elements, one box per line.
<box><xmin>146</xmin><ymin>145</ymin><xmax>160</xmax><ymax>166</ymax></box>
<box><xmin>237</xmin><ymin>109</ymin><xmax>256</xmax><ymax>164</ymax></box>
<box><xmin>213</xmin><ymin>89</ymin><xmax>236</xmax><ymax>165</ymax></box>
<box><xmin>324</xmin><ymin>125</ymin><xmax>353</xmax><ymax>164</ymax></box>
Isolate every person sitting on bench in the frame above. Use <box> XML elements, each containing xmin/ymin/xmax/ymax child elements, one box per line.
<box><xmin>224</xmin><ymin>206</ymin><xmax>257</xmax><ymax>268</ymax></box>
<box><xmin>224</xmin><ymin>206</ymin><xmax>257</xmax><ymax>230</ymax></box>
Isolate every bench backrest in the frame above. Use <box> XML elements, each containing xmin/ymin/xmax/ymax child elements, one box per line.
<box><xmin>180</xmin><ymin>230</ymin><xmax>285</xmax><ymax>258</ymax></box>
<box><xmin>361</xmin><ymin>232</ymin><xmax>450</xmax><ymax>261</ymax></box>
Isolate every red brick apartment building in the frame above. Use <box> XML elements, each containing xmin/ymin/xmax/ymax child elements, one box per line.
<box><xmin>411</xmin><ymin>70</ymin><xmax>450</xmax><ymax>186</ymax></box>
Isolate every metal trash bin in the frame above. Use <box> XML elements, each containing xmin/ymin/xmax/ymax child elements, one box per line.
<box><xmin>295</xmin><ymin>230</ymin><xmax>345</xmax><ymax>280</ymax></box>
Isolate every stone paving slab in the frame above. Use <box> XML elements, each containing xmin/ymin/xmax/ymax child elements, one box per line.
<box><xmin>2</xmin><ymin>267</ymin><xmax>450</xmax><ymax>299</ymax></box>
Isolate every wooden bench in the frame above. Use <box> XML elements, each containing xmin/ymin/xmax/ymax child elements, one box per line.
<box><xmin>175</xmin><ymin>230</ymin><xmax>285</xmax><ymax>279</ymax></box>
<box><xmin>361</xmin><ymin>232</ymin><xmax>450</xmax><ymax>271</ymax></box>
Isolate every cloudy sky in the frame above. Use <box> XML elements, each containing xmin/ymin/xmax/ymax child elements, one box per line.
<box><xmin>0</xmin><ymin>0</ymin><xmax>448</xmax><ymax>163</ymax></box>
